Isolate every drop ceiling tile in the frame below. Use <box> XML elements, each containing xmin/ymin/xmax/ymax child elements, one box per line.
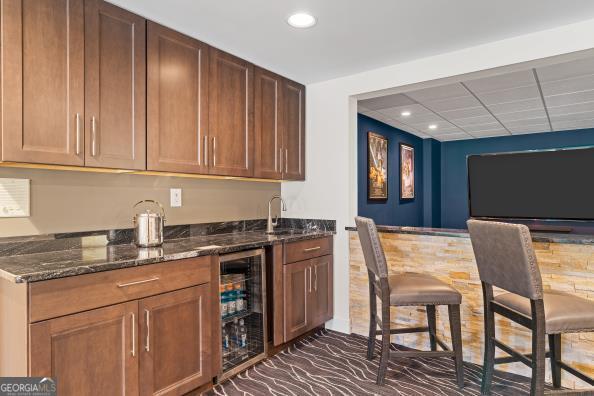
<box><xmin>487</xmin><ymin>98</ymin><xmax>544</xmax><ymax>114</ymax></box>
<box><xmin>358</xmin><ymin>94</ymin><xmax>416</xmax><ymax>111</ymax></box>
<box><xmin>549</xmin><ymin>110</ymin><xmax>594</xmax><ymax>123</ymax></box>
<box><xmin>536</xmin><ymin>57</ymin><xmax>594</xmax><ymax>82</ymax></box>
<box><xmin>406</xmin><ymin>83</ymin><xmax>469</xmax><ymax>102</ymax></box>
<box><xmin>453</xmin><ymin>114</ymin><xmax>499</xmax><ymax>127</ymax></box>
<box><xmin>544</xmin><ymin>90</ymin><xmax>594</xmax><ymax>107</ymax></box>
<box><xmin>508</xmin><ymin>123</ymin><xmax>551</xmax><ymax>134</ymax></box>
<box><xmin>476</xmin><ymin>85</ymin><xmax>540</xmax><ymax>105</ymax></box>
<box><xmin>547</xmin><ymin>101</ymin><xmax>594</xmax><ymax>117</ymax></box>
<box><xmin>551</xmin><ymin>119</ymin><xmax>594</xmax><ymax>131</ymax></box>
<box><xmin>503</xmin><ymin>118</ymin><xmax>549</xmax><ymax>129</ymax></box>
<box><xmin>471</xmin><ymin>129</ymin><xmax>510</xmax><ymax>138</ymax></box>
<box><xmin>437</xmin><ymin>106</ymin><xmax>489</xmax><ymax>120</ymax></box>
<box><xmin>540</xmin><ymin>75</ymin><xmax>594</xmax><ymax>96</ymax></box>
<box><xmin>462</xmin><ymin>122</ymin><xmax>506</xmax><ymax>133</ymax></box>
<box><xmin>464</xmin><ymin>70</ymin><xmax>535</xmax><ymax>93</ymax></box>
<box><xmin>496</xmin><ymin>108</ymin><xmax>547</xmax><ymax>123</ymax></box>
<box><xmin>438</xmin><ymin>133</ymin><xmax>472</xmax><ymax>141</ymax></box>
<box><xmin>377</xmin><ymin>103</ymin><xmax>431</xmax><ymax>120</ymax></box>
<box><xmin>423</xmin><ymin>96</ymin><xmax>481</xmax><ymax>112</ymax></box>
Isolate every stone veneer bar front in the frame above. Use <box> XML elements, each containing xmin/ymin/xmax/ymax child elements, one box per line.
<box><xmin>347</xmin><ymin>225</ymin><xmax>594</xmax><ymax>390</ymax></box>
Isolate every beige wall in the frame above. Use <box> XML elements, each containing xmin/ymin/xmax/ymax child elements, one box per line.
<box><xmin>0</xmin><ymin>167</ymin><xmax>281</xmax><ymax>237</ymax></box>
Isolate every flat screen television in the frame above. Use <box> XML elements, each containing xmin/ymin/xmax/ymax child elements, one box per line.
<box><xmin>467</xmin><ymin>147</ymin><xmax>594</xmax><ymax>221</ymax></box>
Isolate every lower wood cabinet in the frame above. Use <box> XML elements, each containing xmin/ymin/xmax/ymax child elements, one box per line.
<box><xmin>283</xmin><ymin>255</ymin><xmax>333</xmax><ymax>342</ymax></box>
<box><xmin>27</xmin><ymin>257</ymin><xmax>213</xmax><ymax>396</ymax></box>
<box><xmin>30</xmin><ymin>301</ymin><xmax>139</xmax><ymax>396</ymax></box>
<box><xmin>139</xmin><ymin>285</ymin><xmax>211</xmax><ymax>396</ymax></box>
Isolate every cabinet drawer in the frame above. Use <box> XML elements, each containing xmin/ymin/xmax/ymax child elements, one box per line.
<box><xmin>284</xmin><ymin>236</ymin><xmax>332</xmax><ymax>264</ymax></box>
<box><xmin>29</xmin><ymin>256</ymin><xmax>211</xmax><ymax>323</ymax></box>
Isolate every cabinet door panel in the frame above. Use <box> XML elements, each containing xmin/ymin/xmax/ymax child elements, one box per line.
<box><xmin>147</xmin><ymin>22</ymin><xmax>209</xmax><ymax>174</ymax></box>
<box><xmin>283</xmin><ymin>260</ymin><xmax>309</xmax><ymax>342</ymax></box>
<box><xmin>1</xmin><ymin>0</ymin><xmax>84</xmax><ymax>165</ymax></box>
<box><xmin>254</xmin><ymin>68</ymin><xmax>282</xmax><ymax>179</ymax></box>
<box><xmin>209</xmin><ymin>49</ymin><xmax>254</xmax><ymax>177</ymax></box>
<box><xmin>139</xmin><ymin>284</ymin><xmax>211</xmax><ymax>396</ymax></box>
<box><xmin>282</xmin><ymin>79</ymin><xmax>305</xmax><ymax>180</ymax></box>
<box><xmin>30</xmin><ymin>301</ymin><xmax>138</xmax><ymax>396</ymax></box>
<box><xmin>310</xmin><ymin>255</ymin><xmax>333</xmax><ymax>327</ymax></box>
<box><xmin>85</xmin><ymin>0</ymin><xmax>146</xmax><ymax>169</ymax></box>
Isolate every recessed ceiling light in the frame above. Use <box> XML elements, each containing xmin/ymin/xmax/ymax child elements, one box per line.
<box><xmin>401</xmin><ymin>111</ymin><xmax>411</xmax><ymax>117</ymax></box>
<box><xmin>428</xmin><ymin>124</ymin><xmax>437</xmax><ymax>130</ymax></box>
<box><xmin>287</xmin><ymin>13</ymin><xmax>317</xmax><ymax>28</ymax></box>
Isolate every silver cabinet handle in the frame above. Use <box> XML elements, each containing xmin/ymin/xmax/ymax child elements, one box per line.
<box><xmin>203</xmin><ymin>135</ymin><xmax>208</xmax><ymax>166</ymax></box>
<box><xmin>303</xmin><ymin>246</ymin><xmax>321</xmax><ymax>252</ymax></box>
<box><xmin>278</xmin><ymin>147</ymin><xmax>282</xmax><ymax>173</ymax></box>
<box><xmin>75</xmin><ymin>113</ymin><xmax>81</xmax><ymax>155</ymax></box>
<box><xmin>285</xmin><ymin>148</ymin><xmax>288</xmax><ymax>173</ymax></box>
<box><xmin>314</xmin><ymin>266</ymin><xmax>318</xmax><ymax>291</ymax></box>
<box><xmin>308</xmin><ymin>267</ymin><xmax>312</xmax><ymax>293</ymax></box>
<box><xmin>117</xmin><ymin>277</ymin><xmax>160</xmax><ymax>288</ymax></box>
<box><xmin>145</xmin><ymin>309</ymin><xmax>150</xmax><ymax>352</ymax></box>
<box><xmin>131</xmin><ymin>313</ymin><xmax>136</xmax><ymax>357</ymax></box>
<box><xmin>91</xmin><ymin>116</ymin><xmax>97</xmax><ymax>157</ymax></box>
<box><xmin>212</xmin><ymin>136</ymin><xmax>217</xmax><ymax>166</ymax></box>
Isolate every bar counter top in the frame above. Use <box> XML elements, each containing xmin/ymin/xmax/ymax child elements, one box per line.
<box><xmin>345</xmin><ymin>224</ymin><xmax>594</xmax><ymax>245</ymax></box>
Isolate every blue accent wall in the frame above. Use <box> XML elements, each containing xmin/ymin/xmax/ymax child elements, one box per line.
<box><xmin>357</xmin><ymin>113</ymin><xmax>594</xmax><ymax>232</ymax></box>
<box><xmin>357</xmin><ymin>114</ymin><xmax>425</xmax><ymax>226</ymax></box>
<box><xmin>440</xmin><ymin>128</ymin><xmax>594</xmax><ymax>229</ymax></box>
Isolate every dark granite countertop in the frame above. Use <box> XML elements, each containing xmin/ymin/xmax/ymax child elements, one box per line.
<box><xmin>345</xmin><ymin>225</ymin><xmax>594</xmax><ymax>245</ymax></box>
<box><xmin>0</xmin><ymin>229</ymin><xmax>334</xmax><ymax>283</ymax></box>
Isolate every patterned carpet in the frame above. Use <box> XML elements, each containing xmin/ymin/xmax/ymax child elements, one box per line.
<box><xmin>208</xmin><ymin>329</ymin><xmax>546</xmax><ymax>396</ymax></box>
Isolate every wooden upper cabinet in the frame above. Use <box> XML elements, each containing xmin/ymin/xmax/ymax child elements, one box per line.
<box><xmin>139</xmin><ymin>285</ymin><xmax>211</xmax><ymax>396</ymax></box>
<box><xmin>84</xmin><ymin>0</ymin><xmax>146</xmax><ymax>170</ymax></box>
<box><xmin>254</xmin><ymin>68</ymin><xmax>283</xmax><ymax>179</ymax></box>
<box><xmin>0</xmin><ymin>0</ymin><xmax>85</xmax><ymax>165</ymax></box>
<box><xmin>30</xmin><ymin>301</ymin><xmax>139</xmax><ymax>396</ymax></box>
<box><xmin>208</xmin><ymin>49</ymin><xmax>254</xmax><ymax>177</ymax></box>
<box><xmin>282</xmin><ymin>79</ymin><xmax>306</xmax><ymax>180</ymax></box>
<box><xmin>147</xmin><ymin>22</ymin><xmax>209</xmax><ymax>174</ymax></box>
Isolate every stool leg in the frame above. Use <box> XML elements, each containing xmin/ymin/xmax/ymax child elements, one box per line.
<box><xmin>481</xmin><ymin>284</ymin><xmax>496</xmax><ymax>395</ymax></box>
<box><xmin>448</xmin><ymin>304</ymin><xmax>465</xmax><ymax>389</ymax></box>
<box><xmin>367</xmin><ymin>282</ymin><xmax>377</xmax><ymax>360</ymax></box>
<box><xmin>530</xmin><ymin>300</ymin><xmax>546</xmax><ymax>396</ymax></box>
<box><xmin>376</xmin><ymin>302</ymin><xmax>390</xmax><ymax>386</ymax></box>
<box><xmin>426</xmin><ymin>305</ymin><xmax>437</xmax><ymax>351</ymax></box>
<box><xmin>549</xmin><ymin>334</ymin><xmax>562</xmax><ymax>388</ymax></box>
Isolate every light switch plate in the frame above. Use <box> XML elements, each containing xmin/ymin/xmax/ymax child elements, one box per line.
<box><xmin>0</xmin><ymin>178</ymin><xmax>30</xmax><ymax>217</ymax></box>
<box><xmin>170</xmin><ymin>188</ymin><xmax>182</xmax><ymax>208</ymax></box>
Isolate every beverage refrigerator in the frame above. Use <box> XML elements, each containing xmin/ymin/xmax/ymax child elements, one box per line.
<box><xmin>218</xmin><ymin>249</ymin><xmax>267</xmax><ymax>381</ymax></box>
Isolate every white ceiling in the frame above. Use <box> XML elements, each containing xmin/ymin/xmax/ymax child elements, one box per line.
<box><xmin>109</xmin><ymin>0</ymin><xmax>594</xmax><ymax>83</ymax></box>
<box><xmin>358</xmin><ymin>57</ymin><xmax>594</xmax><ymax>141</ymax></box>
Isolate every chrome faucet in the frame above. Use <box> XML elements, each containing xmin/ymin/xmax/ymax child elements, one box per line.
<box><xmin>266</xmin><ymin>195</ymin><xmax>287</xmax><ymax>234</ymax></box>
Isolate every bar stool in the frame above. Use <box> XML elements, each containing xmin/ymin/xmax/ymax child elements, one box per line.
<box><xmin>355</xmin><ymin>216</ymin><xmax>465</xmax><ymax>387</ymax></box>
<box><xmin>467</xmin><ymin>219</ymin><xmax>594</xmax><ymax>395</ymax></box>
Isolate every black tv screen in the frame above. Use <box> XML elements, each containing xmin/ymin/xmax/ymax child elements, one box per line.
<box><xmin>468</xmin><ymin>147</ymin><xmax>594</xmax><ymax>221</ymax></box>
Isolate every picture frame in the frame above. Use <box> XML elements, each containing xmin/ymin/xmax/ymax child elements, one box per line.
<box><xmin>367</xmin><ymin>132</ymin><xmax>388</xmax><ymax>200</ymax></box>
<box><xmin>399</xmin><ymin>143</ymin><xmax>415</xmax><ymax>200</ymax></box>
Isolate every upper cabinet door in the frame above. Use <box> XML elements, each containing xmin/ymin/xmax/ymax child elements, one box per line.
<box><xmin>282</xmin><ymin>79</ymin><xmax>305</xmax><ymax>180</ymax></box>
<box><xmin>254</xmin><ymin>67</ymin><xmax>283</xmax><ymax>180</ymax></box>
<box><xmin>208</xmin><ymin>49</ymin><xmax>254</xmax><ymax>177</ymax></box>
<box><xmin>147</xmin><ymin>22</ymin><xmax>209</xmax><ymax>174</ymax></box>
<box><xmin>84</xmin><ymin>0</ymin><xmax>146</xmax><ymax>170</ymax></box>
<box><xmin>0</xmin><ymin>0</ymin><xmax>85</xmax><ymax>165</ymax></box>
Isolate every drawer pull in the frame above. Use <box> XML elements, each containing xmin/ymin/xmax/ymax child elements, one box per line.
<box><xmin>303</xmin><ymin>247</ymin><xmax>321</xmax><ymax>252</ymax></box>
<box><xmin>117</xmin><ymin>277</ymin><xmax>160</xmax><ymax>288</ymax></box>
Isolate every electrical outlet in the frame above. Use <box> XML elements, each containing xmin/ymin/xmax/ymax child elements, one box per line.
<box><xmin>170</xmin><ymin>188</ymin><xmax>182</xmax><ymax>208</ymax></box>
